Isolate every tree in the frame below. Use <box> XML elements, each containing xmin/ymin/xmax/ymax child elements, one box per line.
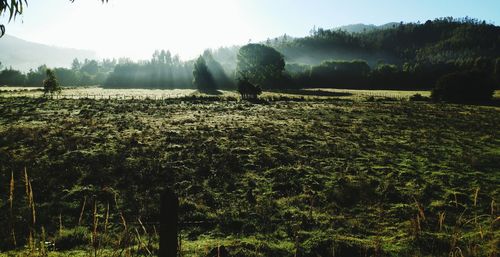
<box><xmin>237</xmin><ymin>44</ymin><xmax>285</xmax><ymax>89</ymax></box>
<box><xmin>203</xmin><ymin>50</ymin><xmax>235</xmax><ymax>90</ymax></box>
<box><xmin>54</xmin><ymin>68</ymin><xmax>78</xmax><ymax>86</ymax></box>
<box><xmin>43</xmin><ymin>69</ymin><xmax>61</xmax><ymax>96</ymax></box>
<box><xmin>193</xmin><ymin>56</ymin><xmax>217</xmax><ymax>93</ymax></box>
<box><xmin>71</xmin><ymin>58</ymin><xmax>81</xmax><ymax>71</ymax></box>
<box><xmin>237</xmin><ymin>77</ymin><xmax>262</xmax><ymax>100</ymax></box>
<box><xmin>25</xmin><ymin>65</ymin><xmax>47</xmax><ymax>86</ymax></box>
<box><xmin>309</xmin><ymin>60</ymin><xmax>369</xmax><ymax>88</ymax></box>
<box><xmin>369</xmin><ymin>64</ymin><xmax>402</xmax><ymax>89</ymax></box>
<box><xmin>0</xmin><ymin>68</ymin><xmax>26</xmax><ymax>85</ymax></box>
<box><xmin>81</xmin><ymin>59</ymin><xmax>99</xmax><ymax>75</ymax></box>
<box><xmin>432</xmin><ymin>71</ymin><xmax>495</xmax><ymax>103</ymax></box>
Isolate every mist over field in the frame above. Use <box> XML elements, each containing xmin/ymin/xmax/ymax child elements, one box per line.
<box><xmin>0</xmin><ymin>1</ymin><xmax>499</xmax><ymax>257</ymax></box>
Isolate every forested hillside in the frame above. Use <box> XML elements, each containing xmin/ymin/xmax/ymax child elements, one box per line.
<box><xmin>1</xmin><ymin>17</ymin><xmax>499</xmax><ymax>90</ymax></box>
<box><xmin>273</xmin><ymin>17</ymin><xmax>500</xmax><ymax>65</ymax></box>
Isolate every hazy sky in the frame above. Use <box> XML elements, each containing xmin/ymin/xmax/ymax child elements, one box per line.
<box><xmin>2</xmin><ymin>0</ymin><xmax>500</xmax><ymax>60</ymax></box>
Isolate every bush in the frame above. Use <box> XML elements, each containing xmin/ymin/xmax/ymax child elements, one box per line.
<box><xmin>409</xmin><ymin>93</ymin><xmax>430</xmax><ymax>101</ymax></box>
<box><xmin>54</xmin><ymin>227</ymin><xmax>90</xmax><ymax>250</ymax></box>
<box><xmin>432</xmin><ymin>71</ymin><xmax>495</xmax><ymax>103</ymax></box>
<box><xmin>43</xmin><ymin>69</ymin><xmax>61</xmax><ymax>95</ymax></box>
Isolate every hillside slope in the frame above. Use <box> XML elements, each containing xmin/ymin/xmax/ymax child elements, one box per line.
<box><xmin>0</xmin><ymin>35</ymin><xmax>96</xmax><ymax>71</ymax></box>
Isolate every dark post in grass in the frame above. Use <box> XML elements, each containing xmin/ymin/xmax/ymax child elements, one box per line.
<box><xmin>160</xmin><ymin>188</ymin><xmax>179</xmax><ymax>257</ymax></box>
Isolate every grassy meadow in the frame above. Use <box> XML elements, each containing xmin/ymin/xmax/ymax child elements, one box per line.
<box><xmin>0</xmin><ymin>88</ymin><xmax>499</xmax><ymax>256</ymax></box>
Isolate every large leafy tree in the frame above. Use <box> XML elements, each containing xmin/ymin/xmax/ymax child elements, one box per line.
<box><xmin>0</xmin><ymin>0</ymin><xmax>107</xmax><ymax>37</ymax></box>
<box><xmin>237</xmin><ymin>44</ymin><xmax>285</xmax><ymax>89</ymax></box>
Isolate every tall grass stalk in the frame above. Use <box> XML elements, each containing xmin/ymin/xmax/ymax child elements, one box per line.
<box><xmin>24</xmin><ymin>167</ymin><xmax>37</xmax><ymax>255</ymax></box>
<box><xmin>92</xmin><ymin>201</ymin><xmax>100</xmax><ymax>257</ymax></box>
<box><xmin>9</xmin><ymin>170</ymin><xmax>16</xmax><ymax>248</ymax></box>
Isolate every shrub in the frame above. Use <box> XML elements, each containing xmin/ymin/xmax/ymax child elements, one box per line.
<box><xmin>409</xmin><ymin>93</ymin><xmax>430</xmax><ymax>101</ymax></box>
<box><xmin>431</xmin><ymin>71</ymin><xmax>494</xmax><ymax>103</ymax></box>
<box><xmin>54</xmin><ymin>227</ymin><xmax>90</xmax><ymax>250</ymax></box>
<box><xmin>43</xmin><ymin>69</ymin><xmax>61</xmax><ymax>95</ymax></box>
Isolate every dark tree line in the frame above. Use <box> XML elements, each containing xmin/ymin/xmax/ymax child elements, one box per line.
<box><xmin>285</xmin><ymin>57</ymin><xmax>500</xmax><ymax>90</ymax></box>
<box><xmin>103</xmin><ymin>50</ymin><xmax>235</xmax><ymax>90</ymax></box>
<box><xmin>271</xmin><ymin>17</ymin><xmax>500</xmax><ymax>66</ymax></box>
<box><xmin>0</xmin><ymin>58</ymin><xmax>115</xmax><ymax>87</ymax></box>
<box><xmin>2</xmin><ymin>17</ymin><xmax>500</xmax><ymax>95</ymax></box>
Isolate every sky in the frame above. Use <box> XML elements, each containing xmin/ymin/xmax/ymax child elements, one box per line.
<box><xmin>2</xmin><ymin>0</ymin><xmax>500</xmax><ymax>60</ymax></box>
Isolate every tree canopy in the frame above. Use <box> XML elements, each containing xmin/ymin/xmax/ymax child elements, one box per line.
<box><xmin>43</xmin><ymin>68</ymin><xmax>61</xmax><ymax>95</ymax></box>
<box><xmin>237</xmin><ymin>44</ymin><xmax>285</xmax><ymax>89</ymax></box>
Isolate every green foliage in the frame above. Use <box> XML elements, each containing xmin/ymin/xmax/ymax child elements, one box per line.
<box><xmin>0</xmin><ymin>68</ymin><xmax>26</xmax><ymax>85</ymax></box>
<box><xmin>0</xmin><ymin>95</ymin><xmax>498</xmax><ymax>255</ymax></box>
<box><xmin>237</xmin><ymin>44</ymin><xmax>285</xmax><ymax>89</ymax></box>
<box><xmin>0</xmin><ymin>59</ymin><xmax>112</xmax><ymax>87</ymax></box>
<box><xmin>193</xmin><ymin>56</ymin><xmax>217</xmax><ymax>93</ymax></box>
<box><xmin>309</xmin><ymin>60</ymin><xmax>370</xmax><ymax>88</ymax></box>
<box><xmin>54</xmin><ymin>227</ymin><xmax>90</xmax><ymax>250</ymax></box>
<box><xmin>80</xmin><ymin>59</ymin><xmax>99</xmax><ymax>75</ymax></box>
<box><xmin>71</xmin><ymin>58</ymin><xmax>81</xmax><ymax>71</ymax></box>
<box><xmin>369</xmin><ymin>63</ymin><xmax>402</xmax><ymax>88</ymax></box>
<box><xmin>203</xmin><ymin>50</ymin><xmax>235</xmax><ymax>90</ymax></box>
<box><xmin>432</xmin><ymin>71</ymin><xmax>495</xmax><ymax>103</ymax></box>
<box><xmin>409</xmin><ymin>93</ymin><xmax>430</xmax><ymax>101</ymax></box>
<box><xmin>0</xmin><ymin>0</ymin><xmax>27</xmax><ymax>37</ymax></box>
<box><xmin>104</xmin><ymin>52</ymin><xmax>194</xmax><ymax>89</ymax></box>
<box><xmin>43</xmin><ymin>68</ymin><xmax>61</xmax><ymax>95</ymax></box>
<box><xmin>275</xmin><ymin>17</ymin><xmax>500</xmax><ymax>65</ymax></box>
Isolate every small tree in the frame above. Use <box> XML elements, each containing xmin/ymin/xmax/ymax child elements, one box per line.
<box><xmin>193</xmin><ymin>56</ymin><xmax>217</xmax><ymax>93</ymax></box>
<box><xmin>432</xmin><ymin>71</ymin><xmax>494</xmax><ymax>103</ymax></box>
<box><xmin>43</xmin><ymin>69</ymin><xmax>61</xmax><ymax>96</ymax></box>
<box><xmin>237</xmin><ymin>77</ymin><xmax>262</xmax><ymax>100</ymax></box>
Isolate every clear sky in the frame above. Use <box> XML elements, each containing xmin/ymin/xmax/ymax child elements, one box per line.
<box><xmin>2</xmin><ymin>0</ymin><xmax>499</xmax><ymax>60</ymax></box>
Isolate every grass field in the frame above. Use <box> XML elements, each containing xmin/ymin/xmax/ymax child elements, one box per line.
<box><xmin>1</xmin><ymin>86</ymin><xmax>499</xmax><ymax>101</ymax></box>
<box><xmin>0</xmin><ymin>89</ymin><xmax>499</xmax><ymax>256</ymax></box>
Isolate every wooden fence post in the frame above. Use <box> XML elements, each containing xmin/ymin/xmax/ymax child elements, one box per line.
<box><xmin>160</xmin><ymin>188</ymin><xmax>178</xmax><ymax>257</ymax></box>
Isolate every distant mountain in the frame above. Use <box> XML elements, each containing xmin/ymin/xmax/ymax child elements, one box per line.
<box><xmin>335</xmin><ymin>22</ymin><xmax>400</xmax><ymax>33</ymax></box>
<box><xmin>0</xmin><ymin>35</ymin><xmax>96</xmax><ymax>72</ymax></box>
